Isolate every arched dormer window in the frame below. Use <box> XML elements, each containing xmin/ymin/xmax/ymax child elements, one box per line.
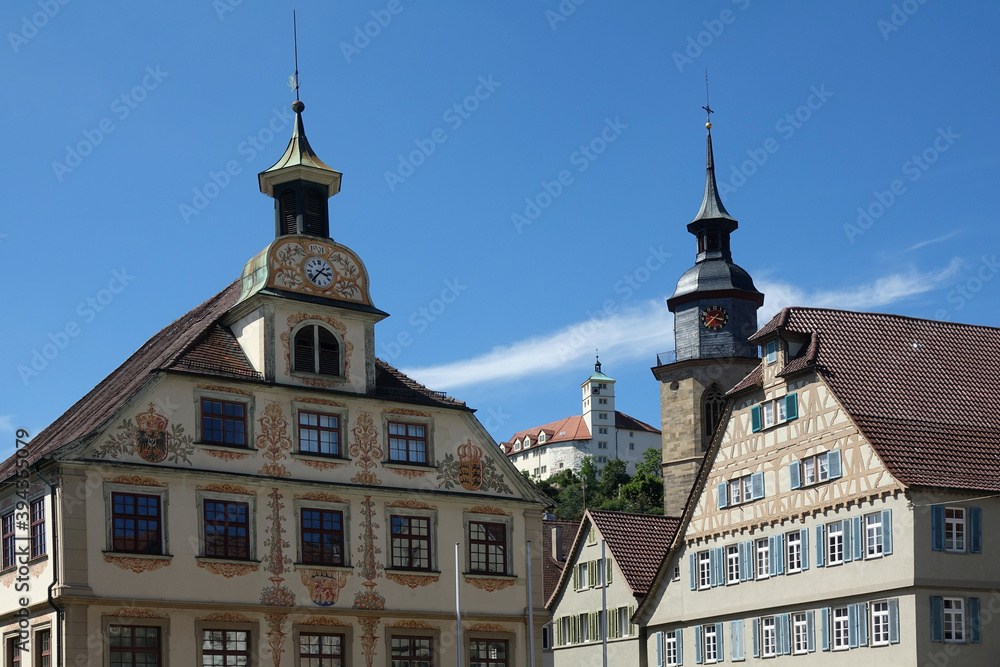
<box><xmin>702</xmin><ymin>384</ymin><xmax>726</xmax><ymax>441</ymax></box>
<box><xmin>293</xmin><ymin>324</ymin><xmax>341</xmax><ymax>376</ymax></box>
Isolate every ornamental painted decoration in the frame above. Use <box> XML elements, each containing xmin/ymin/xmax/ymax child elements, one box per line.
<box><xmin>105</xmin><ymin>475</ymin><xmax>166</xmax><ymax>487</ymax></box>
<box><xmin>437</xmin><ymin>441</ymin><xmax>514</xmax><ymax>495</ymax></box>
<box><xmin>198</xmin><ymin>561</ymin><xmax>258</xmax><ymax>578</ymax></box>
<box><xmin>349</xmin><ymin>412</ymin><xmax>382</xmax><ymax>485</ymax></box>
<box><xmin>299</xmin><ymin>569</ymin><xmax>350</xmax><ymax>606</ymax></box>
<box><xmin>353</xmin><ymin>496</ymin><xmax>385</xmax><ymax>612</ymax></box>
<box><xmin>197</xmin><ymin>483</ymin><xmax>255</xmax><ymax>495</ymax></box>
<box><xmin>389</xmin><ymin>620</ymin><xmax>436</xmax><ymax>630</ymax></box>
<box><xmin>198</xmin><ymin>612</ymin><xmax>254</xmax><ymax>623</ymax></box>
<box><xmin>358</xmin><ymin>616</ymin><xmax>382</xmax><ymax>667</ymax></box>
<box><xmin>265</xmin><ymin>612</ymin><xmax>288</xmax><ymax>667</ymax></box>
<box><xmin>105</xmin><ymin>555</ymin><xmax>171</xmax><ymax>574</ymax></box>
<box><xmin>95</xmin><ymin>403</ymin><xmax>196</xmax><ymax>465</ymax></box>
<box><xmin>260</xmin><ymin>488</ymin><xmax>295</xmax><ymax>607</ymax></box>
<box><xmin>266</xmin><ymin>239</ymin><xmax>370</xmax><ymax>304</ymax></box>
<box><xmin>109</xmin><ymin>607</ymin><xmax>167</xmax><ymax>618</ymax></box>
<box><xmin>256</xmin><ymin>402</ymin><xmax>292</xmax><ymax>478</ymax></box>
<box><xmin>464</xmin><ymin>577</ymin><xmax>516</xmax><ymax>593</ymax></box>
<box><xmin>302</xmin><ymin>616</ymin><xmax>350</xmax><ymax>627</ymax></box>
<box><xmin>386</xmin><ymin>572</ymin><xmax>439</xmax><ymax>589</ymax></box>
<box><xmin>467</xmin><ymin>622</ymin><xmax>513</xmax><ymax>633</ymax></box>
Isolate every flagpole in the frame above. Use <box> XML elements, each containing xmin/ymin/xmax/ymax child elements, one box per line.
<box><xmin>456</xmin><ymin>542</ymin><xmax>463</xmax><ymax>667</ymax></box>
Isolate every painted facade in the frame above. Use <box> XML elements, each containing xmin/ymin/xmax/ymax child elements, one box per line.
<box><xmin>0</xmin><ymin>99</ymin><xmax>551</xmax><ymax>666</ymax></box>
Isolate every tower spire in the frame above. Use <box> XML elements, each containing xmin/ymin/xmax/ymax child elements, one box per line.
<box><xmin>692</xmin><ymin>82</ymin><xmax>735</xmax><ymax>226</ymax></box>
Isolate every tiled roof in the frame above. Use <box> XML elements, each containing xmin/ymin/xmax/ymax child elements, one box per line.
<box><xmin>589</xmin><ymin>511</ymin><xmax>680</xmax><ymax>597</ymax></box>
<box><xmin>542</xmin><ymin>519</ymin><xmax>578</xmax><ymax>600</ymax></box>
<box><xmin>1</xmin><ymin>281</ymin><xmax>470</xmax><ymax>483</ymax></box>
<box><xmin>501</xmin><ymin>416</ymin><xmax>590</xmax><ymax>455</ymax></box>
<box><xmin>733</xmin><ymin>307</ymin><xmax>1000</xmax><ymax>492</ymax></box>
<box><xmin>614</xmin><ymin>411</ymin><xmax>661</xmax><ymax>434</ymax></box>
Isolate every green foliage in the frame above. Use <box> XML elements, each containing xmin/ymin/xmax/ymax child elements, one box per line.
<box><xmin>530</xmin><ymin>457</ymin><xmax>663</xmax><ymax>521</ymax></box>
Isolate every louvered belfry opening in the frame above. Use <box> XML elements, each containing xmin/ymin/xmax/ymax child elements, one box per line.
<box><xmin>303</xmin><ymin>188</ymin><xmax>326</xmax><ymax>236</ymax></box>
<box><xmin>279</xmin><ymin>189</ymin><xmax>298</xmax><ymax>235</ymax></box>
<box><xmin>293</xmin><ymin>325</ymin><xmax>340</xmax><ymax>376</ymax></box>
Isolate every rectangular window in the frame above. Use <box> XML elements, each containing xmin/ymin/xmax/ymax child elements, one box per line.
<box><xmin>112</xmin><ymin>493</ymin><xmax>162</xmax><ymax>555</ymax></box>
<box><xmin>470</xmin><ymin>639</ymin><xmax>508</xmax><ymax>667</ymax></box>
<box><xmin>388</xmin><ymin>422</ymin><xmax>428</xmax><ymax>464</ymax></box>
<box><xmin>7</xmin><ymin>636</ymin><xmax>19</xmax><ymax>666</ymax></box>
<box><xmin>203</xmin><ymin>500</ymin><xmax>249</xmax><ymax>560</ymax></box>
<box><xmin>37</xmin><ymin>629</ymin><xmax>51</xmax><ymax>667</ymax></box>
<box><xmin>200</xmin><ymin>398</ymin><xmax>246</xmax><ymax>446</ymax></box>
<box><xmin>599</xmin><ymin>398</ymin><xmax>608</xmax><ymax>405</ymax></box>
<box><xmin>110</xmin><ymin>626</ymin><xmax>161</xmax><ymax>667</ymax></box>
<box><xmin>597</xmin><ymin>456</ymin><xmax>608</xmax><ymax>464</ymax></box>
<box><xmin>762</xmin><ymin>617</ymin><xmax>776</xmax><ymax>657</ymax></box>
<box><xmin>598</xmin><ymin>427</ymin><xmax>608</xmax><ymax>434</ymax></box>
<box><xmin>802</xmin><ymin>457</ymin><xmax>816</xmax><ymax>485</ymax></box>
<box><xmin>30</xmin><ymin>499</ymin><xmax>45</xmax><ymax>559</ymax></box>
<box><xmin>390</xmin><ymin>635</ymin><xmax>431</xmax><ymax>666</ymax></box>
<box><xmin>2</xmin><ymin>512</ymin><xmax>14</xmax><ymax>570</ymax></box>
<box><xmin>944</xmin><ymin>598</ymin><xmax>965</xmax><ymax>642</ymax></box>
<box><xmin>833</xmin><ymin>607</ymin><xmax>850</xmax><ymax>649</ymax></box>
<box><xmin>598</xmin><ymin>441</ymin><xmax>608</xmax><ymax>449</ymax></box>
<box><xmin>469</xmin><ymin>521</ymin><xmax>507</xmax><ymax>574</ymax></box>
<box><xmin>703</xmin><ymin>624</ymin><xmax>718</xmax><ymax>662</ymax></box>
<box><xmin>866</xmin><ymin>512</ymin><xmax>884</xmax><ymax>558</ymax></box>
<box><xmin>827</xmin><ymin>522</ymin><xmax>844</xmax><ymax>565</ymax></box>
<box><xmin>763</xmin><ymin>402</ymin><xmax>775</xmax><ymax>428</ymax></box>
<box><xmin>391</xmin><ymin>516</ymin><xmax>431</xmax><ymax>571</ymax></box>
<box><xmin>756</xmin><ymin>539</ymin><xmax>769</xmax><ymax>580</ymax></box>
<box><xmin>301</xmin><ymin>508</ymin><xmax>344</xmax><ymax>566</ymax></box>
<box><xmin>793</xmin><ymin>613</ymin><xmax>808</xmax><ymax>654</ymax></box>
<box><xmin>729</xmin><ymin>479</ymin><xmax>741</xmax><ymax>505</ymax></box>
<box><xmin>665</xmin><ymin>632</ymin><xmax>678</xmax><ymax>666</ymax></box>
<box><xmin>871</xmin><ymin>601</ymin><xmax>890</xmax><ymax>646</ymax></box>
<box><xmin>299</xmin><ymin>411</ymin><xmax>341</xmax><ymax>456</ymax></box>
<box><xmin>945</xmin><ymin>508</ymin><xmax>966</xmax><ymax>552</ymax></box>
<box><xmin>742</xmin><ymin>476</ymin><xmax>753</xmax><ymax>502</ymax></box>
<box><xmin>766</xmin><ymin>340</ymin><xmax>777</xmax><ymax>363</ymax></box>
<box><xmin>726</xmin><ymin>545</ymin><xmax>740</xmax><ymax>584</ymax></box>
<box><xmin>698</xmin><ymin>551</ymin><xmax>711</xmax><ymax>589</ymax></box>
<box><xmin>787</xmin><ymin>531</ymin><xmax>802</xmax><ymax>573</ymax></box>
<box><xmin>201</xmin><ymin>629</ymin><xmax>249</xmax><ymax>666</ymax></box>
<box><xmin>673</xmin><ymin>565</ymin><xmax>681</xmax><ymax>581</ymax></box>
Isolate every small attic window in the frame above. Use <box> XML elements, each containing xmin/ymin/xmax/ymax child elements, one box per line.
<box><xmin>524</xmin><ymin>437</ymin><xmax>531</xmax><ymax>448</ymax></box>
<box><xmin>514</xmin><ymin>441</ymin><xmax>521</xmax><ymax>452</ymax></box>
<box><xmin>293</xmin><ymin>324</ymin><xmax>341</xmax><ymax>376</ymax></box>
<box><xmin>765</xmin><ymin>340</ymin><xmax>778</xmax><ymax>364</ymax></box>
<box><xmin>559</xmin><ymin>431</ymin><xmax>566</xmax><ymax>436</ymax></box>
<box><xmin>538</xmin><ymin>433</ymin><xmax>546</xmax><ymax>443</ymax></box>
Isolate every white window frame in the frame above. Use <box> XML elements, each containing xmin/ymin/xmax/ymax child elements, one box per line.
<box><xmin>726</xmin><ymin>545</ymin><xmax>740</xmax><ymax>584</ymax></box>
<box><xmin>833</xmin><ymin>607</ymin><xmax>850</xmax><ymax>650</ymax></box>
<box><xmin>698</xmin><ymin>551</ymin><xmax>711</xmax><ymax>590</ymax></box>
<box><xmin>866</xmin><ymin>512</ymin><xmax>884</xmax><ymax>559</ymax></box>
<box><xmin>756</xmin><ymin>538</ymin><xmax>769</xmax><ymax>580</ymax></box>
<box><xmin>871</xmin><ymin>600</ymin><xmax>890</xmax><ymax>647</ymax></box>
<box><xmin>793</xmin><ymin>613</ymin><xmax>808</xmax><ymax>654</ymax></box>
<box><xmin>742</xmin><ymin>476</ymin><xmax>753</xmax><ymax>502</ymax></box>
<box><xmin>729</xmin><ymin>479</ymin><xmax>741</xmax><ymax>505</ymax></box>
<box><xmin>944</xmin><ymin>598</ymin><xmax>965</xmax><ymax>643</ymax></box>
<box><xmin>665</xmin><ymin>632</ymin><xmax>678</xmax><ymax>666</ymax></box>
<box><xmin>762</xmin><ymin>616</ymin><xmax>776</xmax><ymax>657</ymax></box>
<box><xmin>802</xmin><ymin>457</ymin><xmax>816</xmax><ymax>485</ymax></box>
<box><xmin>763</xmin><ymin>401</ymin><xmax>775</xmax><ymax>428</ymax></box>
<box><xmin>703</xmin><ymin>624</ymin><xmax>718</xmax><ymax>663</ymax></box>
<box><xmin>827</xmin><ymin>522</ymin><xmax>844</xmax><ymax>566</ymax></box>
<box><xmin>598</xmin><ymin>412</ymin><xmax>608</xmax><ymax>420</ymax></box>
<box><xmin>787</xmin><ymin>531</ymin><xmax>802</xmax><ymax>573</ymax></box>
<box><xmin>514</xmin><ymin>441</ymin><xmax>521</xmax><ymax>452</ymax></box>
<box><xmin>945</xmin><ymin>508</ymin><xmax>966</xmax><ymax>552</ymax></box>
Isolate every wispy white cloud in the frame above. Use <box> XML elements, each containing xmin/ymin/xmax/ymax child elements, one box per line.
<box><xmin>903</xmin><ymin>230</ymin><xmax>961</xmax><ymax>253</ymax></box>
<box><xmin>401</xmin><ymin>301</ymin><xmax>671</xmax><ymax>390</ymax></box>
<box><xmin>406</xmin><ymin>262</ymin><xmax>962</xmax><ymax>391</ymax></box>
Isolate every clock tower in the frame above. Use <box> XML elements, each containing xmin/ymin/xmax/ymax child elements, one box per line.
<box><xmin>653</xmin><ymin>116</ymin><xmax>764</xmax><ymax>515</ymax></box>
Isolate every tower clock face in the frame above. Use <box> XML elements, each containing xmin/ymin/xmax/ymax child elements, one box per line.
<box><xmin>304</xmin><ymin>257</ymin><xmax>334</xmax><ymax>287</ymax></box>
<box><xmin>701</xmin><ymin>305</ymin><xmax>729</xmax><ymax>331</ymax></box>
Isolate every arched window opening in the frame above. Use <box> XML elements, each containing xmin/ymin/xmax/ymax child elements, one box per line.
<box><xmin>703</xmin><ymin>384</ymin><xmax>726</xmax><ymax>439</ymax></box>
<box><xmin>293</xmin><ymin>325</ymin><xmax>341</xmax><ymax>376</ymax></box>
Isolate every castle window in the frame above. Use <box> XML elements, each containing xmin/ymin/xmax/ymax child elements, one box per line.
<box><xmin>702</xmin><ymin>384</ymin><xmax>726</xmax><ymax>438</ymax></box>
<box><xmin>293</xmin><ymin>324</ymin><xmax>341</xmax><ymax>376</ymax></box>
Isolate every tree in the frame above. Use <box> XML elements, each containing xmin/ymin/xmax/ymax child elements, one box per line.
<box><xmin>599</xmin><ymin>459</ymin><xmax>630</xmax><ymax>500</ymax></box>
<box><xmin>635</xmin><ymin>447</ymin><xmax>663</xmax><ymax>479</ymax></box>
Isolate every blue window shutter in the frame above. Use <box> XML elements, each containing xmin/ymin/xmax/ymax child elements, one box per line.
<box><xmin>676</xmin><ymin>629</ymin><xmax>684</xmax><ymax>666</ymax></box>
<box><xmin>931</xmin><ymin>505</ymin><xmax>945</xmax><ymax>551</ymax></box>
<box><xmin>752</xmin><ymin>618</ymin><xmax>760</xmax><ymax>658</ymax></box>
<box><xmin>715</xmin><ymin>547</ymin><xmax>725</xmax><ymax>586</ymax></box>
<box><xmin>852</xmin><ymin>516</ymin><xmax>864</xmax><ymax>561</ymax></box>
<box><xmin>801</xmin><ymin>528</ymin><xmax>810</xmax><ymax>570</ymax></box>
<box><xmin>842</xmin><ymin>519</ymin><xmax>853</xmax><ymax>563</ymax></box>
<box><xmin>821</xmin><ymin>607</ymin><xmax>830</xmax><ymax>651</ymax></box>
<box><xmin>789</xmin><ymin>461</ymin><xmax>801</xmax><ymax>490</ymax></box>
<box><xmin>785</xmin><ymin>393</ymin><xmax>798</xmax><ymax>421</ymax></box>
<box><xmin>718</xmin><ymin>482</ymin><xmax>728</xmax><ymax>509</ymax></box>
<box><xmin>848</xmin><ymin>604</ymin><xmax>859</xmax><ymax>648</ymax></box>
<box><xmin>695</xmin><ymin>625</ymin><xmax>703</xmax><ymax>664</ymax></box>
<box><xmin>740</xmin><ymin>541</ymin><xmax>752</xmax><ymax>582</ymax></box>
<box><xmin>751</xmin><ymin>405</ymin><xmax>762</xmax><ymax>432</ymax></box>
<box><xmin>775</xmin><ymin>533</ymin><xmax>785</xmax><ymax>575</ymax></box>
<box><xmin>655</xmin><ymin>631</ymin><xmax>663</xmax><ymax>667</ymax></box>
<box><xmin>689</xmin><ymin>553</ymin><xmax>697</xmax><ymax>590</ymax></box>
<box><xmin>716</xmin><ymin>622</ymin><xmax>724</xmax><ymax>659</ymax></box>
<box><xmin>751</xmin><ymin>472</ymin><xmax>764</xmax><ymax>500</ymax></box>
<box><xmin>806</xmin><ymin>610</ymin><xmax>816</xmax><ymax>653</ymax></box>
<box><xmin>731</xmin><ymin>620</ymin><xmax>743</xmax><ymax>660</ymax></box>
<box><xmin>858</xmin><ymin>603</ymin><xmax>869</xmax><ymax>646</ymax></box>
<box><xmin>781</xmin><ymin>613</ymin><xmax>791</xmax><ymax>654</ymax></box>
<box><xmin>888</xmin><ymin>599</ymin><xmax>900</xmax><ymax>644</ymax></box>
<box><xmin>709</xmin><ymin>549</ymin><xmax>718</xmax><ymax>587</ymax></box>
<box><xmin>816</xmin><ymin>525</ymin><xmax>825</xmax><ymax>567</ymax></box>
<box><xmin>970</xmin><ymin>597</ymin><xmax>982</xmax><ymax>643</ymax></box>
<box><xmin>930</xmin><ymin>596</ymin><xmax>944</xmax><ymax>642</ymax></box>
<box><xmin>882</xmin><ymin>509</ymin><xmax>893</xmax><ymax>555</ymax></box>
<box><xmin>970</xmin><ymin>507</ymin><xmax>982</xmax><ymax>554</ymax></box>
<box><xmin>828</xmin><ymin>450</ymin><xmax>842</xmax><ymax>480</ymax></box>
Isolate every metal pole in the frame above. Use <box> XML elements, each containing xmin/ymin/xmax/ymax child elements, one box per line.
<box><xmin>527</xmin><ymin>540</ymin><xmax>536</xmax><ymax>667</ymax></box>
<box><xmin>456</xmin><ymin>542</ymin><xmax>463</xmax><ymax>667</ymax></box>
<box><xmin>601</xmin><ymin>540</ymin><xmax>608</xmax><ymax>667</ymax></box>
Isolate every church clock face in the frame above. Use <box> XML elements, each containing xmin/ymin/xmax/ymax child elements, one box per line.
<box><xmin>701</xmin><ymin>305</ymin><xmax>729</xmax><ymax>331</ymax></box>
<box><xmin>304</xmin><ymin>257</ymin><xmax>334</xmax><ymax>287</ymax></box>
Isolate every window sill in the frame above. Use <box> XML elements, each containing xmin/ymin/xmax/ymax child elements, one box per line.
<box><xmin>291</xmin><ymin>371</ymin><xmax>347</xmax><ymax>384</ymax></box>
<box><xmin>196</xmin><ymin>556</ymin><xmax>261</xmax><ymax>565</ymax></box>
<box><xmin>194</xmin><ymin>441</ymin><xmax>254</xmax><ymax>452</ymax></box>
<box><xmin>383</xmin><ymin>461</ymin><xmax>437</xmax><ymax>472</ymax></box>
<box><xmin>384</xmin><ymin>567</ymin><xmax>440</xmax><ymax>576</ymax></box>
<box><xmin>292</xmin><ymin>452</ymin><xmax>349</xmax><ymax>464</ymax></box>
<box><xmin>103</xmin><ymin>551</ymin><xmax>172</xmax><ymax>560</ymax></box>
<box><xmin>295</xmin><ymin>563</ymin><xmax>353</xmax><ymax>572</ymax></box>
<box><xmin>463</xmin><ymin>572</ymin><xmax>516</xmax><ymax>580</ymax></box>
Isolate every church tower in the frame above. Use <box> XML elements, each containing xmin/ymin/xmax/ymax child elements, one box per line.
<box><xmin>653</xmin><ymin>113</ymin><xmax>764</xmax><ymax>515</ymax></box>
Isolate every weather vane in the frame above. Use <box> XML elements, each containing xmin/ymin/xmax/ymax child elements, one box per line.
<box><xmin>702</xmin><ymin>69</ymin><xmax>713</xmax><ymax>126</ymax></box>
<box><xmin>287</xmin><ymin>10</ymin><xmax>300</xmax><ymax>99</ymax></box>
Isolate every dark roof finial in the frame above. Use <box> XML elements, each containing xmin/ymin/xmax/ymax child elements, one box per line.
<box><xmin>290</xmin><ymin>9</ymin><xmax>300</xmax><ymax>101</ymax></box>
<box><xmin>702</xmin><ymin>69</ymin><xmax>713</xmax><ymax>129</ymax></box>
<box><xmin>595</xmin><ymin>350</ymin><xmax>601</xmax><ymax>374</ymax></box>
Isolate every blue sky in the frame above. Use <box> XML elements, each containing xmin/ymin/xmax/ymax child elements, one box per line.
<box><xmin>2</xmin><ymin>1</ymin><xmax>998</xmax><ymax>456</ymax></box>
